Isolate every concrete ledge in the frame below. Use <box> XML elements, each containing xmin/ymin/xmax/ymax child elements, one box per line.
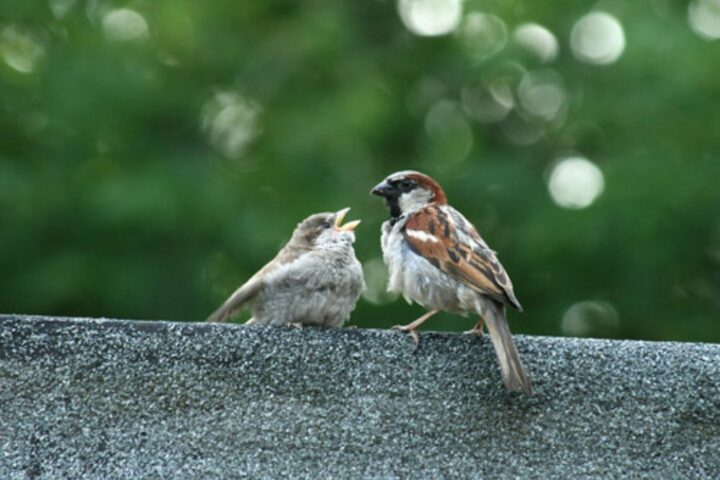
<box><xmin>1</xmin><ymin>314</ymin><xmax>719</xmax><ymax>479</ymax></box>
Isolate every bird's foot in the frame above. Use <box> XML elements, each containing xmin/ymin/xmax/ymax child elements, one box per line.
<box><xmin>391</xmin><ymin>310</ymin><xmax>440</xmax><ymax>347</ymax></box>
<box><xmin>463</xmin><ymin>319</ymin><xmax>484</xmax><ymax>337</ymax></box>
<box><xmin>286</xmin><ymin>322</ymin><xmax>304</xmax><ymax>329</ymax></box>
<box><xmin>392</xmin><ymin>324</ymin><xmax>420</xmax><ymax>346</ymax></box>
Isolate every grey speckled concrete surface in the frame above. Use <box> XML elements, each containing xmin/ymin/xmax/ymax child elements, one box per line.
<box><xmin>1</xmin><ymin>314</ymin><xmax>719</xmax><ymax>479</ymax></box>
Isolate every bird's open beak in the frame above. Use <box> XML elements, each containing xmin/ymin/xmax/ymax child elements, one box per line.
<box><xmin>370</xmin><ymin>180</ymin><xmax>395</xmax><ymax>197</ymax></box>
<box><xmin>335</xmin><ymin>207</ymin><xmax>361</xmax><ymax>231</ymax></box>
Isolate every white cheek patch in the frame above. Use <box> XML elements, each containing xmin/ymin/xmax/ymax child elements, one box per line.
<box><xmin>406</xmin><ymin>229</ymin><xmax>440</xmax><ymax>244</ymax></box>
<box><xmin>399</xmin><ymin>189</ymin><xmax>433</xmax><ymax>213</ymax></box>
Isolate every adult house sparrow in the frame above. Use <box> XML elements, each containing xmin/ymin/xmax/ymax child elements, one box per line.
<box><xmin>206</xmin><ymin>208</ymin><xmax>364</xmax><ymax>327</ymax></box>
<box><xmin>371</xmin><ymin>171</ymin><xmax>531</xmax><ymax>394</ymax></box>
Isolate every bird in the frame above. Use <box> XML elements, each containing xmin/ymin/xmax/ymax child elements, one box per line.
<box><xmin>371</xmin><ymin>171</ymin><xmax>531</xmax><ymax>394</ymax></box>
<box><xmin>206</xmin><ymin>208</ymin><xmax>364</xmax><ymax>328</ymax></box>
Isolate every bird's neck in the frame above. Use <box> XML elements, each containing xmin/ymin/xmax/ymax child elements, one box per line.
<box><xmin>385</xmin><ymin>196</ymin><xmax>402</xmax><ymax>221</ymax></box>
<box><xmin>388</xmin><ymin>200</ymin><xmax>434</xmax><ymax>226</ymax></box>
<box><xmin>315</xmin><ymin>243</ymin><xmax>356</xmax><ymax>261</ymax></box>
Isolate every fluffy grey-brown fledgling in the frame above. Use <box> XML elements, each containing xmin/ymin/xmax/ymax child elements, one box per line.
<box><xmin>371</xmin><ymin>171</ymin><xmax>531</xmax><ymax>395</ymax></box>
<box><xmin>207</xmin><ymin>208</ymin><xmax>364</xmax><ymax>327</ymax></box>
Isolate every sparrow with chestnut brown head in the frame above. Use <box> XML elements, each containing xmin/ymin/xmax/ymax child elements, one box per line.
<box><xmin>207</xmin><ymin>208</ymin><xmax>364</xmax><ymax>328</ymax></box>
<box><xmin>371</xmin><ymin>171</ymin><xmax>531</xmax><ymax>395</ymax></box>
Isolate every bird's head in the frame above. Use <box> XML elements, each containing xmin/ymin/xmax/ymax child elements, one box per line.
<box><xmin>292</xmin><ymin>208</ymin><xmax>361</xmax><ymax>250</ymax></box>
<box><xmin>370</xmin><ymin>170</ymin><xmax>447</xmax><ymax>218</ymax></box>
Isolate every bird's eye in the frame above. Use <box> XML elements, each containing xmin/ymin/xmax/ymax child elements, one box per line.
<box><xmin>400</xmin><ymin>179</ymin><xmax>414</xmax><ymax>189</ymax></box>
<box><xmin>321</xmin><ymin>221</ymin><xmax>332</xmax><ymax>229</ymax></box>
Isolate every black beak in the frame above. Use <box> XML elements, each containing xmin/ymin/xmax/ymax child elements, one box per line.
<box><xmin>370</xmin><ymin>180</ymin><xmax>397</xmax><ymax>198</ymax></box>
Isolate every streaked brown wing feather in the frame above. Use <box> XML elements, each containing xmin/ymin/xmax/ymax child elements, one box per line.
<box><xmin>403</xmin><ymin>206</ymin><xmax>522</xmax><ymax>311</ymax></box>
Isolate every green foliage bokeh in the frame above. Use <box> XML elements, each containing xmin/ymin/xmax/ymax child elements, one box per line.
<box><xmin>1</xmin><ymin>0</ymin><xmax>719</xmax><ymax>341</ymax></box>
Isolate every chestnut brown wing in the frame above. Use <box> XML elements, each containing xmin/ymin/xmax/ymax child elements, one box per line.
<box><xmin>402</xmin><ymin>206</ymin><xmax>522</xmax><ymax>311</ymax></box>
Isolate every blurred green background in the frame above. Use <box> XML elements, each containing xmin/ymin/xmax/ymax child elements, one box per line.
<box><xmin>1</xmin><ymin>0</ymin><xmax>719</xmax><ymax>342</ymax></box>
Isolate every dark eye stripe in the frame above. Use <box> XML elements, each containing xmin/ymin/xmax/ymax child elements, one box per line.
<box><xmin>392</xmin><ymin>178</ymin><xmax>416</xmax><ymax>192</ymax></box>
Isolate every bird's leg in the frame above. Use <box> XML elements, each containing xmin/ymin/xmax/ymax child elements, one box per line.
<box><xmin>393</xmin><ymin>309</ymin><xmax>440</xmax><ymax>345</ymax></box>
<box><xmin>463</xmin><ymin>317</ymin><xmax>484</xmax><ymax>336</ymax></box>
<box><xmin>245</xmin><ymin>317</ymin><xmax>256</xmax><ymax>325</ymax></box>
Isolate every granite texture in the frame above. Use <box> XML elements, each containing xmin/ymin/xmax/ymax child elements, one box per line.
<box><xmin>1</xmin><ymin>314</ymin><xmax>719</xmax><ymax>479</ymax></box>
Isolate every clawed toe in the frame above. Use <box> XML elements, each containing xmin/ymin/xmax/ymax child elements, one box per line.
<box><xmin>464</xmin><ymin>319</ymin><xmax>484</xmax><ymax>337</ymax></box>
<box><xmin>391</xmin><ymin>310</ymin><xmax>439</xmax><ymax>347</ymax></box>
<box><xmin>393</xmin><ymin>325</ymin><xmax>420</xmax><ymax>345</ymax></box>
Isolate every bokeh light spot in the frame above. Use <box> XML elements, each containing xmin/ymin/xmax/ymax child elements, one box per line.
<box><xmin>461</xmin><ymin>81</ymin><xmax>513</xmax><ymax>123</ymax></box>
<box><xmin>406</xmin><ymin>77</ymin><xmax>448</xmax><ymax>117</ymax></box>
<box><xmin>501</xmin><ymin>113</ymin><xmax>544</xmax><ymax>145</ymax></box>
<box><xmin>102</xmin><ymin>9</ymin><xmax>150</xmax><ymax>43</ymax></box>
<box><xmin>570</xmin><ymin>12</ymin><xmax>625</xmax><ymax>65</ymax></box>
<box><xmin>19</xmin><ymin>112</ymin><xmax>48</xmax><ymax>137</ymax></box>
<box><xmin>548</xmin><ymin>156</ymin><xmax>605</xmax><ymax>209</ymax></box>
<box><xmin>49</xmin><ymin>0</ymin><xmax>77</xmax><ymax>20</ymax></box>
<box><xmin>458</xmin><ymin>12</ymin><xmax>507</xmax><ymax>59</ymax></box>
<box><xmin>561</xmin><ymin>301</ymin><xmax>620</xmax><ymax>337</ymax></box>
<box><xmin>0</xmin><ymin>26</ymin><xmax>45</xmax><ymax>74</ymax></box>
<box><xmin>688</xmin><ymin>0</ymin><xmax>720</xmax><ymax>40</ymax></box>
<box><xmin>518</xmin><ymin>70</ymin><xmax>566</xmax><ymax>122</ymax></box>
<box><xmin>513</xmin><ymin>23</ymin><xmax>559</xmax><ymax>63</ymax></box>
<box><xmin>201</xmin><ymin>91</ymin><xmax>263</xmax><ymax>160</ymax></box>
<box><xmin>424</xmin><ymin>100</ymin><xmax>474</xmax><ymax>163</ymax></box>
<box><xmin>398</xmin><ymin>0</ymin><xmax>462</xmax><ymax>37</ymax></box>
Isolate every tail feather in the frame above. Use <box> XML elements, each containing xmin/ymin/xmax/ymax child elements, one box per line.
<box><xmin>483</xmin><ymin>304</ymin><xmax>532</xmax><ymax>395</ymax></box>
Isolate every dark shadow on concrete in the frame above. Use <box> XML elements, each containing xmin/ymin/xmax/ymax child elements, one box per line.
<box><xmin>1</xmin><ymin>314</ymin><xmax>719</xmax><ymax>479</ymax></box>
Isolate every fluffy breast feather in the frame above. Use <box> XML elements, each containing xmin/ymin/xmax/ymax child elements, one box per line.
<box><xmin>381</xmin><ymin>217</ymin><xmax>470</xmax><ymax>312</ymax></box>
<box><xmin>254</xmin><ymin>245</ymin><xmax>363</xmax><ymax>327</ymax></box>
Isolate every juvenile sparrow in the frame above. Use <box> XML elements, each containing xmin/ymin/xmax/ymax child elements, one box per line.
<box><xmin>207</xmin><ymin>208</ymin><xmax>364</xmax><ymax>327</ymax></box>
<box><xmin>371</xmin><ymin>171</ymin><xmax>531</xmax><ymax>394</ymax></box>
